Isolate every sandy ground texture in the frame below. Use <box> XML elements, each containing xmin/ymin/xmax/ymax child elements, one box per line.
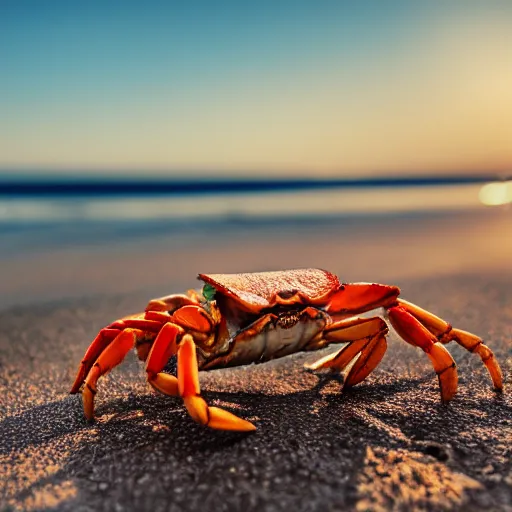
<box><xmin>1</xmin><ymin>210</ymin><xmax>511</xmax><ymax>511</ymax></box>
<box><xmin>0</xmin><ymin>272</ymin><xmax>511</xmax><ymax>512</ymax></box>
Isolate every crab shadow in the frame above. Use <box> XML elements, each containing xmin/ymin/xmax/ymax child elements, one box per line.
<box><xmin>0</xmin><ymin>370</ymin><xmax>450</xmax><ymax>455</ymax></box>
<box><xmin>0</xmin><ymin>372</ymin><xmax>425</xmax><ymax>455</ymax></box>
<box><xmin>2</xmin><ymin>365</ymin><xmax>511</xmax><ymax>510</ymax></box>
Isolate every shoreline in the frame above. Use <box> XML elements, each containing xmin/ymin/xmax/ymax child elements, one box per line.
<box><xmin>0</xmin><ymin>208</ymin><xmax>510</xmax><ymax>309</ymax></box>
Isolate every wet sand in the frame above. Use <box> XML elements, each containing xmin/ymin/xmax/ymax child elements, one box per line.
<box><xmin>1</xmin><ymin>210</ymin><xmax>511</xmax><ymax>511</ymax></box>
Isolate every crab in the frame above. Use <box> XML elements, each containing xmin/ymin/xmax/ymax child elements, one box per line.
<box><xmin>71</xmin><ymin>269</ymin><xmax>503</xmax><ymax>431</ymax></box>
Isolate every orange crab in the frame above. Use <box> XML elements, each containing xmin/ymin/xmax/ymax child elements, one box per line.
<box><xmin>71</xmin><ymin>269</ymin><xmax>503</xmax><ymax>431</ymax></box>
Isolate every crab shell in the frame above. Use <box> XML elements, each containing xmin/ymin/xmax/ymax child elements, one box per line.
<box><xmin>198</xmin><ymin>268</ymin><xmax>342</xmax><ymax>312</ymax></box>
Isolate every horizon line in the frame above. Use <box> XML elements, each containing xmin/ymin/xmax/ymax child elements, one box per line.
<box><xmin>1</xmin><ymin>173</ymin><xmax>510</xmax><ymax>198</ymax></box>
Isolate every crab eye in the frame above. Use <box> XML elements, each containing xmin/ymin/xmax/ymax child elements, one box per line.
<box><xmin>202</xmin><ymin>283</ymin><xmax>217</xmax><ymax>302</ymax></box>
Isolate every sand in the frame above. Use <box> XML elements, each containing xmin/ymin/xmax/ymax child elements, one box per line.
<box><xmin>1</xmin><ymin>210</ymin><xmax>511</xmax><ymax>511</ymax></box>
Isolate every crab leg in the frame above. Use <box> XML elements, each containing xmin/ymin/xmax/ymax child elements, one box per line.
<box><xmin>178</xmin><ymin>335</ymin><xmax>256</xmax><ymax>431</ymax></box>
<box><xmin>387</xmin><ymin>305</ymin><xmax>458</xmax><ymax>402</ymax></box>
<box><xmin>345</xmin><ymin>334</ymin><xmax>388</xmax><ymax>386</ymax></box>
<box><xmin>324</xmin><ymin>316</ymin><xmax>388</xmax><ymax>343</ymax></box>
<box><xmin>145</xmin><ymin>323</ymin><xmax>183</xmax><ymax>396</ymax></box>
<box><xmin>145</xmin><ymin>292</ymin><xmax>200</xmax><ymax>313</ymax></box>
<box><xmin>171</xmin><ymin>305</ymin><xmax>214</xmax><ymax>333</ymax></box>
<box><xmin>70</xmin><ymin>317</ymin><xmax>162</xmax><ymax>393</ymax></box>
<box><xmin>82</xmin><ymin>328</ymin><xmax>139</xmax><ymax>420</ymax></box>
<box><xmin>305</xmin><ymin>317</ymin><xmax>388</xmax><ymax>388</ymax></box>
<box><xmin>145</xmin><ymin>322</ymin><xmax>255</xmax><ymax>431</ymax></box>
<box><xmin>397</xmin><ymin>299</ymin><xmax>503</xmax><ymax>391</ymax></box>
<box><xmin>70</xmin><ymin>327</ymin><xmax>121</xmax><ymax>393</ymax></box>
<box><xmin>306</xmin><ymin>337</ymin><xmax>371</xmax><ymax>371</ymax></box>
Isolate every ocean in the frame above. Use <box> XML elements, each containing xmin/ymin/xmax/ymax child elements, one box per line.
<box><xmin>0</xmin><ymin>178</ymin><xmax>499</xmax><ymax>253</ymax></box>
<box><xmin>0</xmin><ymin>175</ymin><xmax>510</xmax><ymax>308</ymax></box>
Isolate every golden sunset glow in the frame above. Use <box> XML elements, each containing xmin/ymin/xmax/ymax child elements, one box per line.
<box><xmin>1</xmin><ymin>3</ymin><xmax>511</xmax><ymax>177</ymax></box>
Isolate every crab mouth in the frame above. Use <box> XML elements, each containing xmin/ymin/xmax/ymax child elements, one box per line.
<box><xmin>275</xmin><ymin>311</ymin><xmax>302</xmax><ymax>329</ymax></box>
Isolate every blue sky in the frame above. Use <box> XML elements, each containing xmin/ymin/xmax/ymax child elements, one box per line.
<box><xmin>1</xmin><ymin>1</ymin><xmax>511</xmax><ymax>177</ymax></box>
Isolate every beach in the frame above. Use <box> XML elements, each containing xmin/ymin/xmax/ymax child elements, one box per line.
<box><xmin>3</xmin><ymin>0</ymin><xmax>512</xmax><ymax>507</ymax></box>
<box><xmin>1</xmin><ymin>208</ymin><xmax>511</xmax><ymax>511</ymax></box>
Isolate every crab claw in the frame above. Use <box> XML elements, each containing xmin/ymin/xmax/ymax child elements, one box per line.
<box><xmin>178</xmin><ymin>336</ymin><xmax>256</xmax><ymax>432</ymax></box>
<box><xmin>327</xmin><ymin>283</ymin><xmax>400</xmax><ymax>315</ymax></box>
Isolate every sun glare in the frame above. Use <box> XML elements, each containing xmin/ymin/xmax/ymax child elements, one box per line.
<box><xmin>478</xmin><ymin>181</ymin><xmax>512</xmax><ymax>206</ymax></box>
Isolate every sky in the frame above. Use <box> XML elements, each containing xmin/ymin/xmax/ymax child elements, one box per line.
<box><xmin>1</xmin><ymin>1</ymin><xmax>511</xmax><ymax>178</ymax></box>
